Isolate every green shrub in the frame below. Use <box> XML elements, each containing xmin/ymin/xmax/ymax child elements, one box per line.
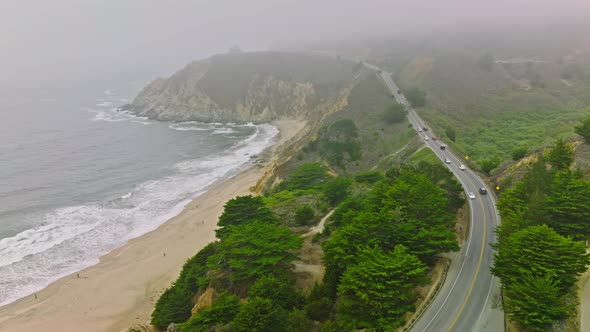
<box><xmin>295</xmin><ymin>205</ymin><xmax>315</xmax><ymax>226</ymax></box>
<box><xmin>150</xmin><ymin>283</ymin><xmax>194</xmax><ymax>329</ymax></box>
<box><xmin>510</xmin><ymin>146</ymin><xmax>529</xmax><ymax>161</ymax></box>
<box><xmin>248</xmin><ymin>275</ymin><xmax>305</xmax><ymax>310</ymax></box>
<box><xmin>217</xmin><ymin>195</ymin><xmax>278</xmax><ymax>239</ymax></box>
<box><xmin>278</xmin><ymin>163</ymin><xmax>332</xmax><ymax>191</ymax></box>
<box><xmin>207</xmin><ymin>222</ymin><xmax>302</xmax><ymax>283</ymax></box>
<box><xmin>406</xmin><ymin>87</ymin><xmax>426</xmax><ymax>107</ymax></box>
<box><xmin>286</xmin><ymin>309</ymin><xmax>315</xmax><ymax>332</ymax></box>
<box><xmin>354</xmin><ymin>171</ymin><xmax>384</xmax><ymax>184</ymax></box>
<box><xmin>384</xmin><ymin>103</ymin><xmax>406</xmax><ymax>123</ymax></box>
<box><xmin>315</xmin><ymin>119</ymin><xmax>362</xmax><ymax>167</ymax></box>
<box><xmin>151</xmin><ymin>243</ymin><xmax>218</xmax><ymax>329</ymax></box>
<box><xmin>179</xmin><ymin>292</ymin><xmax>241</xmax><ymax>332</ymax></box>
<box><xmin>575</xmin><ymin>115</ymin><xmax>590</xmax><ymax>143</ymax></box>
<box><xmin>445</xmin><ymin>127</ymin><xmax>456</xmax><ymax>142</ymax></box>
<box><xmin>232</xmin><ymin>297</ymin><xmax>288</xmax><ymax>332</ymax></box>
<box><xmin>323</xmin><ymin>177</ymin><xmax>352</xmax><ymax>206</ymax></box>
<box><xmin>306</xmin><ymin>297</ymin><xmax>333</xmax><ymax>322</ymax></box>
<box><xmin>480</xmin><ymin>157</ymin><xmax>501</xmax><ymax>175</ymax></box>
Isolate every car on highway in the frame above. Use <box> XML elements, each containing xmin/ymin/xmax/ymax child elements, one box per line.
<box><xmin>479</xmin><ymin>187</ymin><xmax>488</xmax><ymax>195</ymax></box>
<box><xmin>444</xmin><ymin>158</ymin><xmax>451</xmax><ymax>164</ymax></box>
<box><xmin>459</xmin><ymin>164</ymin><xmax>466</xmax><ymax>170</ymax></box>
<box><xmin>468</xmin><ymin>192</ymin><xmax>476</xmax><ymax>200</ymax></box>
<box><xmin>422</xmin><ymin>127</ymin><xmax>428</xmax><ymax>131</ymax></box>
<box><xmin>440</xmin><ymin>144</ymin><xmax>447</xmax><ymax>150</ymax></box>
<box><xmin>418</xmin><ymin>127</ymin><xmax>423</xmax><ymax>132</ymax></box>
<box><xmin>432</xmin><ymin>136</ymin><xmax>437</xmax><ymax>141</ymax></box>
<box><xmin>424</xmin><ymin>136</ymin><xmax>429</xmax><ymax>141</ymax></box>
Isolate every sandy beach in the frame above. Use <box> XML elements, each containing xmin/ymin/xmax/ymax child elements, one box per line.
<box><xmin>0</xmin><ymin>119</ymin><xmax>305</xmax><ymax>332</ymax></box>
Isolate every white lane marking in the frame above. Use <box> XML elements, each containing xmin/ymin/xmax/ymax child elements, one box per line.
<box><xmin>421</xmin><ymin>190</ymin><xmax>475</xmax><ymax>331</ymax></box>
<box><xmin>381</xmin><ymin>72</ymin><xmax>498</xmax><ymax>332</ymax></box>
<box><xmin>476</xmin><ymin>277</ymin><xmax>495</xmax><ymax>329</ymax></box>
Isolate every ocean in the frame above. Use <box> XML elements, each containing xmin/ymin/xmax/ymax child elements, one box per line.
<box><xmin>0</xmin><ymin>73</ymin><xmax>278</xmax><ymax>306</ymax></box>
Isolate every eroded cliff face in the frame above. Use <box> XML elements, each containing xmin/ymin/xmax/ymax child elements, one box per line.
<box><xmin>128</xmin><ymin>52</ymin><xmax>358</xmax><ymax>123</ymax></box>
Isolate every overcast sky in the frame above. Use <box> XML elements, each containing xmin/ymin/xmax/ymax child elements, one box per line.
<box><xmin>1</xmin><ymin>0</ymin><xmax>589</xmax><ymax>82</ymax></box>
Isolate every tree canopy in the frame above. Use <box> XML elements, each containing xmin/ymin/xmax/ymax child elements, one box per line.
<box><xmin>406</xmin><ymin>87</ymin><xmax>426</xmax><ymax>107</ymax></box>
<box><xmin>208</xmin><ymin>222</ymin><xmax>302</xmax><ymax>283</ymax></box>
<box><xmin>278</xmin><ymin>162</ymin><xmax>332</xmax><ymax>191</ymax></box>
<box><xmin>544</xmin><ymin>170</ymin><xmax>590</xmax><ymax>240</ymax></box>
<box><xmin>503</xmin><ymin>274</ymin><xmax>574</xmax><ymax>331</ymax></box>
<box><xmin>445</xmin><ymin>126</ymin><xmax>456</xmax><ymax>141</ymax></box>
<box><xmin>217</xmin><ymin>195</ymin><xmax>278</xmax><ymax>239</ymax></box>
<box><xmin>248</xmin><ymin>275</ymin><xmax>305</xmax><ymax>310</ymax></box>
<box><xmin>151</xmin><ymin>243</ymin><xmax>218</xmax><ymax>329</ymax></box>
<box><xmin>492</xmin><ymin>223</ymin><xmax>588</xmax><ymax>330</ymax></box>
<box><xmin>179</xmin><ymin>292</ymin><xmax>241</xmax><ymax>332</ymax></box>
<box><xmin>232</xmin><ymin>297</ymin><xmax>288</xmax><ymax>332</ymax></box>
<box><xmin>337</xmin><ymin>245</ymin><xmax>428</xmax><ymax>330</ymax></box>
<box><xmin>384</xmin><ymin>103</ymin><xmax>406</xmax><ymax>123</ymax></box>
<box><xmin>574</xmin><ymin>115</ymin><xmax>590</xmax><ymax>143</ymax></box>
<box><xmin>492</xmin><ymin>224</ymin><xmax>588</xmax><ymax>291</ymax></box>
<box><xmin>546</xmin><ymin>137</ymin><xmax>573</xmax><ymax>170</ymax></box>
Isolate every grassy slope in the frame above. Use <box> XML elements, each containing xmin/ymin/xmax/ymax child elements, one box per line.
<box><xmin>197</xmin><ymin>52</ymin><xmax>358</xmax><ymax>108</ymax></box>
<box><xmin>395</xmin><ymin>50</ymin><xmax>590</xmax><ymax>168</ymax></box>
<box><xmin>405</xmin><ymin>147</ymin><xmax>440</xmax><ymax>165</ymax></box>
<box><xmin>326</xmin><ymin>72</ymin><xmax>416</xmax><ymax>172</ymax></box>
<box><xmin>285</xmin><ymin>72</ymin><xmax>416</xmax><ymax>175</ymax></box>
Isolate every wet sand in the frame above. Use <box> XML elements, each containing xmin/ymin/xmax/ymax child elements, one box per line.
<box><xmin>0</xmin><ymin>119</ymin><xmax>305</xmax><ymax>332</ymax></box>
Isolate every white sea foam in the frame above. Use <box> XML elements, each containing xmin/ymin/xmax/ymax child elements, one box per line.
<box><xmin>90</xmin><ymin>108</ymin><xmax>152</xmax><ymax>125</ymax></box>
<box><xmin>211</xmin><ymin>128</ymin><xmax>235</xmax><ymax>135</ymax></box>
<box><xmin>96</xmin><ymin>101</ymin><xmax>113</xmax><ymax>107</ymax></box>
<box><xmin>0</xmin><ymin>122</ymin><xmax>278</xmax><ymax>306</ymax></box>
<box><xmin>169</xmin><ymin>121</ymin><xmax>219</xmax><ymax>131</ymax></box>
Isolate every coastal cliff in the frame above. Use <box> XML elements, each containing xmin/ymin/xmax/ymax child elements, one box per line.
<box><xmin>129</xmin><ymin>52</ymin><xmax>361</xmax><ymax>123</ymax></box>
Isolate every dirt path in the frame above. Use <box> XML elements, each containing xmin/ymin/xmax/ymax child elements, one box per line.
<box><xmin>303</xmin><ymin>209</ymin><xmax>335</xmax><ymax>238</ymax></box>
<box><xmin>293</xmin><ymin>209</ymin><xmax>335</xmax><ymax>291</ymax></box>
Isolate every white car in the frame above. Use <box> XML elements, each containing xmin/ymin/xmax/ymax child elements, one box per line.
<box><xmin>468</xmin><ymin>192</ymin><xmax>476</xmax><ymax>200</ymax></box>
<box><xmin>444</xmin><ymin>158</ymin><xmax>451</xmax><ymax>164</ymax></box>
<box><xmin>424</xmin><ymin>136</ymin><xmax>429</xmax><ymax>141</ymax></box>
<box><xmin>459</xmin><ymin>164</ymin><xmax>466</xmax><ymax>170</ymax></box>
<box><xmin>418</xmin><ymin>128</ymin><xmax>423</xmax><ymax>132</ymax></box>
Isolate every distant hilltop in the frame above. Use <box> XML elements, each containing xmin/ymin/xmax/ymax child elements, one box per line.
<box><xmin>127</xmin><ymin>52</ymin><xmax>362</xmax><ymax>123</ymax></box>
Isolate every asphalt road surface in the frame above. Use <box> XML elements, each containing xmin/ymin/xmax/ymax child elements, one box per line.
<box><xmin>374</xmin><ymin>67</ymin><xmax>505</xmax><ymax>332</ymax></box>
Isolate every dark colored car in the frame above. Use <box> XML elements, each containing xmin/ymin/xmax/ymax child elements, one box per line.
<box><xmin>479</xmin><ymin>187</ymin><xmax>488</xmax><ymax>195</ymax></box>
<box><xmin>422</xmin><ymin>127</ymin><xmax>428</xmax><ymax>131</ymax></box>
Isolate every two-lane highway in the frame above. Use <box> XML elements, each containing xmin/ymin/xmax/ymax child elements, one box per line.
<box><xmin>375</xmin><ymin>68</ymin><xmax>504</xmax><ymax>331</ymax></box>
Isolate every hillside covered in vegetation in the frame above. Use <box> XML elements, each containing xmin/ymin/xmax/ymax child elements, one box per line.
<box><xmin>368</xmin><ymin>26</ymin><xmax>590</xmax><ymax>175</ymax></box>
<box><xmin>128</xmin><ymin>52</ymin><xmax>361</xmax><ymax>123</ymax></box>
<box><xmin>137</xmin><ymin>49</ymin><xmax>471</xmax><ymax>332</ymax></box>
<box><xmin>148</xmin><ymin>158</ymin><xmax>465</xmax><ymax>332</ymax></box>
<box><xmin>491</xmin><ymin>135</ymin><xmax>590</xmax><ymax>331</ymax></box>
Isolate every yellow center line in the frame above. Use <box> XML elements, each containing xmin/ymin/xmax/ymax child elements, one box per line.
<box><xmin>381</xmin><ymin>75</ymin><xmax>493</xmax><ymax>331</ymax></box>
<box><xmin>447</xmin><ymin>175</ymin><xmax>488</xmax><ymax>332</ymax></box>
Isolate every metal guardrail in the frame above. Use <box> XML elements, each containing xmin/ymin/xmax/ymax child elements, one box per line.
<box><xmin>401</xmin><ymin>258</ymin><xmax>451</xmax><ymax>332</ymax></box>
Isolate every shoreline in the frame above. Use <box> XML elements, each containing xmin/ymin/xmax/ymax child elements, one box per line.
<box><xmin>0</xmin><ymin>119</ymin><xmax>306</xmax><ymax>332</ymax></box>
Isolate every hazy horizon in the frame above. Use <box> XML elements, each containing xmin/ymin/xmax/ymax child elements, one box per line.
<box><xmin>1</xmin><ymin>0</ymin><xmax>590</xmax><ymax>86</ymax></box>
